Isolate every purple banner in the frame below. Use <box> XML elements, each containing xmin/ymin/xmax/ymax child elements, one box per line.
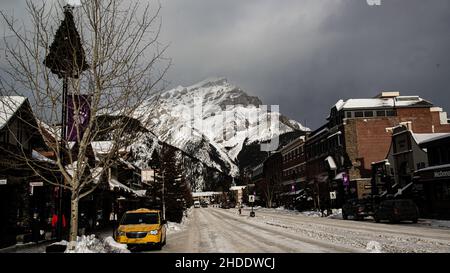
<box><xmin>66</xmin><ymin>94</ymin><xmax>91</xmax><ymax>142</ymax></box>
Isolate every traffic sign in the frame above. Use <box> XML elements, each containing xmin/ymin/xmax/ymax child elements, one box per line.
<box><xmin>330</xmin><ymin>191</ymin><xmax>337</xmax><ymax>200</ymax></box>
<box><xmin>248</xmin><ymin>195</ymin><xmax>255</xmax><ymax>203</ymax></box>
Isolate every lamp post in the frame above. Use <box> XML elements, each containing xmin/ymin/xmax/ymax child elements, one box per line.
<box><xmin>43</xmin><ymin>4</ymin><xmax>89</xmax><ymax>241</ymax></box>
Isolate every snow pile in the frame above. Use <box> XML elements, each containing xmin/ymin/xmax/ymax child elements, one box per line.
<box><xmin>167</xmin><ymin>207</ymin><xmax>192</xmax><ymax>234</ymax></box>
<box><xmin>103</xmin><ymin>236</ymin><xmax>130</xmax><ymax>253</ymax></box>
<box><xmin>300</xmin><ymin>210</ymin><xmax>322</xmax><ymax>217</ymax></box>
<box><xmin>419</xmin><ymin>219</ymin><xmax>450</xmax><ymax>229</ymax></box>
<box><xmin>63</xmin><ymin>235</ymin><xmax>130</xmax><ymax>253</ymax></box>
<box><xmin>65</xmin><ymin>235</ymin><xmax>106</xmax><ymax>253</ymax></box>
<box><xmin>366</xmin><ymin>241</ymin><xmax>383</xmax><ymax>253</ymax></box>
<box><xmin>327</xmin><ymin>209</ymin><xmax>342</xmax><ymax>219</ymax></box>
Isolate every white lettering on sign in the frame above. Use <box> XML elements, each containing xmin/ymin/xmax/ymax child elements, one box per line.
<box><xmin>0</xmin><ymin>179</ymin><xmax>7</xmax><ymax>185</ymax></box>
<box><xmin>434</xmin><ymin>171</ymin><xmax>450</xmax><ymax>178</ymax></box>
<box><xmin>30</xmin><ymin>182</ymin><xmax>44</xmax><ymax>187</ymax></box>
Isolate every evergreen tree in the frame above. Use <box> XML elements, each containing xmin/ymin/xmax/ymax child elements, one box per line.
<box><xmin>160</xmin><ymin>145</ymin><xmax>191</xmax><ymax>223</ymax></box>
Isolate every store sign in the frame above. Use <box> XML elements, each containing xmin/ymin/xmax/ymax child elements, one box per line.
<box><xmin>434</xmin><ymin>170</ymin><xmax>450</xmax><ymax>178</ymax></box>
<box><xmin>0</xmin><ymin>179</ymin><xmax>7</xmax><ymax>185</ymax></box>
<box><xmin>30</xmin><ymin>182</ymin><xmax>44</xmax><ymax>187</ymax></box>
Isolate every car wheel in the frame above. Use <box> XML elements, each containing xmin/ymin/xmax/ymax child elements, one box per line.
<box><xmin>412</xmin><ymin>218</ymin><xmax>418</xmax><ymax>224</ymax></box>
<box><xmin>155</xmin><ymin>241</ymin><xmax>162</xmax><ymax>250</ymax></box>
<box><xmin>374</xmin><ymin>215</ymin><xmax>380</xmax><ymax>223</ymax></box>
<box><xmin>343</xmin><ymin>213</ymin><xmax>348</xmax><ymax>220</ymax></box>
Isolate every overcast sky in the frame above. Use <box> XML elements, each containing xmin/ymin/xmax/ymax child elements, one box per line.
<box><xmin>2</xmin><ymin>0</ymin><xmax>450</xmax><ymax>129</ymax></box>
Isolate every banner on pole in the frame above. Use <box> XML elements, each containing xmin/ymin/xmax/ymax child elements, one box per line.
<box><xmin>66</xmin><ymin>94</ymin><xmax>91</xmax><ymax>142</ymax></box>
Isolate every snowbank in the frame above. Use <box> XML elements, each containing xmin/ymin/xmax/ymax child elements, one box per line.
<box><xmin>167</xmin><ymin>207</ymin><xmax>192</xmax><ymax>234</ymax></box>
<box><xmin>419</xmin><ymin>219</ymin><xmax>450</xmax><ymax>229</ymax></box>
<box><xmin>52</xmin><ymin>234</ymin><xmax>130</xmax><ymax>253</ymax></box>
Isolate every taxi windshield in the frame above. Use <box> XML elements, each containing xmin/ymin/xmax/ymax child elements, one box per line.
<box><xmin>121</xmin><ymin>213</ymin><xmax>159</xmax><ymax>225</ymax></box>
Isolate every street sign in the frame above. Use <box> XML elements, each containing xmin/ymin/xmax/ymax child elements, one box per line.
<box><xmin>248</xmin><ymin>195</ymin><xmax>255</xmax><ymax>203</ymax></box>
<box><xmin>0</xmin><ymin>179</ymin><xmax>7</xmax><ymax>185</ymax></box>
<box><xmin>330</xmin><ymin>191</ymin><xmax>337</xmax><ymax>200</ymax></box>
<box><xmin>30</xmin><ymin>182</ymin><xmax>44</xmax><ymax>187</ymax></box>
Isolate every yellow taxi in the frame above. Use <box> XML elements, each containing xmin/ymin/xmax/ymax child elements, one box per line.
<box><xmin>114</xmin><ymin>208</ymin><xmax>167</xmax><ymax>249</ymax></box>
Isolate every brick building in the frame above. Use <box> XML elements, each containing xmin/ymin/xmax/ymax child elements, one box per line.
<box><xmin>306</xmin><ymin>92</ymin><xmax>450</xmax><ymax>210</ymax></box>
<box><xmin>278</xmin><ymin>136</ymin><xmax>309</xmax><ymax>209</ymax></box>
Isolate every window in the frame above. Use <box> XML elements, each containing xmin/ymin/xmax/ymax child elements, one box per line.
<box><xmin>354</xmin><ymin>111</ymin><xmax>364</xmax><ymax>118</ymax></box>
<box><xmin>386</xmin><ymin>110</ymin><xmax>397</xmax><ymax>117</ymax></box>
<box><xmin>364</xmin><ymin>111</ymin><xmax>374</xmax><ymax>117</ymax></box>
<box><xmin>346</xmin><ymin>112</ymin><xmax>352</xmax><ymax>118</ymax></box>
<box><xmin>376</xmin><ymin>110</ymin><xmax>386</xmax><ymax>117</ymax></box>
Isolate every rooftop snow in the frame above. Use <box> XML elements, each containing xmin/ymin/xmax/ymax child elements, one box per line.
<box><xmin>412</xmin><ymin>133</ymin><xmax>450</xmax><ymax>145</ymax></box>
<box><xmin>336</xmin><ymin>96</ymin><xmax>431</xmax><ymax>110</ymax></box>
<box><xmin>417</xmin><ymin>133</ymin><xmax>450</xmax><ymax>146</ymax></box>
<box><xmin>0</xmin><ymin>96</ymin><xmax>27</xmax><ymax>130</ymax></box>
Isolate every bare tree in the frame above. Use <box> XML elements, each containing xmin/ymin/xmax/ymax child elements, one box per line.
<box><xmin>0</xmin><ymin>0</ymin><xmax>169</xmax><ymax>247</ymax></box>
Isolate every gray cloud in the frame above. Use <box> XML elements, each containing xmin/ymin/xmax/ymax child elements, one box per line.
<box><xmin>2</xmin><ymin>0</ymin><xmax>450</xmax><ymax>128</ymax></box>
<box><xmin>159</xmin><ymin>0</ymin><xmax>450</xmax><ymax>128</ymax></box>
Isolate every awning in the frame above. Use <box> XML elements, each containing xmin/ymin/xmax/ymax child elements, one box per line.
<box><xmin>334</xmin><ymin>172</ymin><xmax>345</xmax><ymax>180</ymax></box>
<box><xmin>109</xmin><ymin>178</ymin><xmax>143</xmax><ymax>197</ymax></box>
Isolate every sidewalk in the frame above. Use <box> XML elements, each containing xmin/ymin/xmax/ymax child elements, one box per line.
<box><xmin>0</xmin><ymin>227</ymin><xmax>116</xmax><ymax>253</ymax></box>
<box><xmin>0</xmin><ymin>240</ymin><xmax>55</xmax><ymax>253</ymax></box>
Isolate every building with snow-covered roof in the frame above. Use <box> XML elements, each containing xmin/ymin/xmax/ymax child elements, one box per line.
<box><xmin>305</xmin><ymin>92</ymin><xmax>450</xmax><ymax>208</ymax></box>
<box><xmin>0</xmin><ymin>96</ymin><xmax>49</xmax><ymax>248</ymax></box>
<box><xmin>414</xmin><ymin>134</ymin><xmax>450</xmax><ymax>219</ymax></box>
<box><xmin>372</xmin><ymin>124</ymin><xmax>450</xmax><ymax>200</ymax></box>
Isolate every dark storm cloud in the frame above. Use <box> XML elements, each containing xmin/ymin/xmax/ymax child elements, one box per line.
<box><xmin>1</xmin><ymin>1</ymin><xmax>450</xmax><ymax>129</ymax></box>
<box><xmin>159</xmin><ymin>0</ymin><xmax>450</xmax><ymax>129</ymax></box>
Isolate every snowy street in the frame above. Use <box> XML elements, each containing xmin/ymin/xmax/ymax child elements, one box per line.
<box><xmin>157</xmin><ymin>207</ymin><xmax>450</xmax><ymax>253</ymax></box>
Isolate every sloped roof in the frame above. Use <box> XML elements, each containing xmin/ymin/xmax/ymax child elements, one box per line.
<box><xmin>0</xmin><ymin>96</ymin><xmax>27</xmax><ymax>130</ymax></box>
<box><xmin>417</xmin><ymin>133</ymin><xmax>450</xmax><ymax>146</ymax></box>
<box><xmin>412</xmin><ymin>133</ymin><xmax>450</xmax><ymax>145</ymax></box>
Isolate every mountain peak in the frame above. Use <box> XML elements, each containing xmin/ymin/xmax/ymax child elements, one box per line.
<box><xmin>188</xmin><ymin>77</ymin><xmax>229</xmax><ymax>90</ymax></box>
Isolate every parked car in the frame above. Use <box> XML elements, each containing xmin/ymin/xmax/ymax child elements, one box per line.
<box><xmin>342</xmin><ymin>198</ymin><xmax>373</xmax><ymax>220</ymax></box>
<box><xmin>114</xmin><ymin>208</ymin><xmax>167</xmax><ymax>250</ymax></box>
<box><xmin>201</xmin><ymin>201</ymin><xmax>208</xmax><ymax>208</ymax></box>
<box><xmin>194</xmin><ymin>201</ymin><xmax>201</xmax><ymax>208</ymax></box>
<box><xmin>374</xmin><ymin>199</ymin><xmax>419</xmax><ymax>223</ymax></box>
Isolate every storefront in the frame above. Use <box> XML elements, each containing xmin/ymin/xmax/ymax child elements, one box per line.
<box><xmin>413</xmin><ymin>164</ymin><xmax>450</xmax><ymax>219</ymax></box>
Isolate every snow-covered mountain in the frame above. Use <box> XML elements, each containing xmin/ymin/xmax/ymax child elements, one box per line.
<box><xmin>136</xmin><ymin>77</ymin><xmax>309</xmax><ymax>178</ymax></box>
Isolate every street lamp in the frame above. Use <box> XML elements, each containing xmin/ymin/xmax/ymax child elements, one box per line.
<box><xmin>44</xmin><ymin>4</ymin><xmax>89</xmax><ymax>241</ymax></box>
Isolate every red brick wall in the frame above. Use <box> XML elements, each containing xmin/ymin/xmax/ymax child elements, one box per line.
<box><xmin>354</xmin><ymin>118</ymin><xmax>394</xmax><ymax>172</ymax></box>
<box><xmin>345</xmin><ymin>107</ymin><xmax>450</xmax><ymax>179</ymax></box>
